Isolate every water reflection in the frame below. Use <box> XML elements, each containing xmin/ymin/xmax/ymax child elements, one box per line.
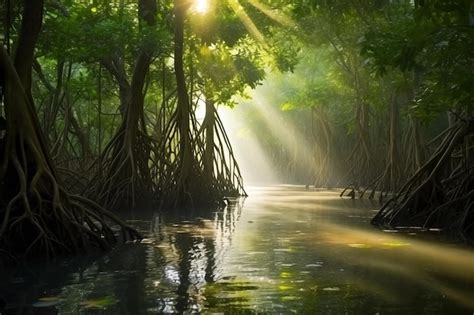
<box><xmin>128</xmin><ymin>198</ymin><xmax>245</xmax><ymax>313</ymax></box>
<box><xmin>209</xmin><ymin>187</ymin><xmax>474</xmax><ymax>313</ymax></box>
<box><xmin>0</xmin><ymin>187</ymin><xmax>473</xmax><ymax>314</ymax></box>
<box><xmin>0</xmin><ymin>199</ymin><xmax>244</xmax><ymax>314</ymax></box>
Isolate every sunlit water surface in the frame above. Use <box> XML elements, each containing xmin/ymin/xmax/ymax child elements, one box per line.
<box><xmin>1</xmin><ymin>186</ymin><xmax>473</xmax><ymax>314</ymax></box>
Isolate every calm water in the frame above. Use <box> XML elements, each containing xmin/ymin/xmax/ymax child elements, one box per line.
<box><xmin>1</xmin><ymin>186</ymin><xmax>473</xmax><ymax>314</ymax></box>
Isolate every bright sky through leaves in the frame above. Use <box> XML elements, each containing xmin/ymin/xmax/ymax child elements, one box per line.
<box><xmin>193</xmin><ymin>0</ymin><xmax>209</xmax><ymax>14</ymax></box>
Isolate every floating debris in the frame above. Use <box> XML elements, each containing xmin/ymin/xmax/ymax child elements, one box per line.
<box><xmin>281</xmin><ymin>263</ymin><xmax>296</xmax><ymax>267</ymax></box>
<box><xmin>281</xmin><ymin>296</ymin><xmax>301</xmax><ymax>301</ymax></box>
<box><xmin>348</xmin><ymin>243</ymin><xmax>372</xmax><ymax>249</ymax></box>
<box><xmin>140</xmin><ymin>238</ymin><xmax>154</xmax><ymax>244</ymax></box>
<box><xmin>273</xmin><ymin>248</ymin><xmax>292</xmax><ymax>252</ymax></box>
<box><xmin>33</xmin><ymin>297</ymin><xmax>61</xmax><ymax>308</ymax></box>
<box><xmin>382</xmin><ymin>242</ymin><xmax>411</xmax><ymax>247</ymax></box>
<box><xmin>80</xmin><ymin>296</ymin><xmax>119</xmax><ymax>309</ymax></box>
<box><xmin>305</xmin><ymin>263</ymin><xmax>323</xmax><ymax>268</ymax></box>
<box><xmin>278</xmin><ymin>285</ymin><xmax>293</xmax><ymax>291</ymax></box>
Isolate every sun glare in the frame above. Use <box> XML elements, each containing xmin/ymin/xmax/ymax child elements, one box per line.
<box><xmin>193</xmin><ymin>0</ymin><xmax>209</xmax><ymax>14</ymax></box>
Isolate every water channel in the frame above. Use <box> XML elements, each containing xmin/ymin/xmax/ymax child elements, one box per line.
<box><xmin>1</xmin><ymin>186</ymin><xmax>473</xmax><ymax>314</ymax></box>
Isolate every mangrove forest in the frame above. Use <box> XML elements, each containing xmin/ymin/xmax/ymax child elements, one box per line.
<box><xmin>0</xmin><ymin>0</ymin><xmax>473</xmax><ymax>313</ymax></box>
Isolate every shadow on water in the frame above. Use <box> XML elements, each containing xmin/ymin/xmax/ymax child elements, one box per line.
<box><xmin>1</xmin><ymin>186</ymin><xmax>474</xmax><ymax>314</ymax></box>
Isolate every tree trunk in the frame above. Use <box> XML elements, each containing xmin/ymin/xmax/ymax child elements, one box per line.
<box><xmin>101</xmin><ymin>56</ymin><xmax>131</xmax><ymax>117</ymax></box>
<box><xmin>172</xmin><ymin>0</ymin><xmax>197</xmax><ymax>207</ymax></box>
<box><xmin>0</xmin><ymin>1</ymin><xmax>139</xmax><ymax>258</ymax></box>
<box><xmin>13</xmin><ymin>0</ymin><xmax>43</xmax><ymax>95</ymax></box>
<box><xmin>174</xmin><ymin>0</ymin><xmax>192</xmax><ymax>163</ymax></box>
<box><xmin>91</xmin><ymin>0</ymin><xmax>157</xmax><ymax>209</ymax></box>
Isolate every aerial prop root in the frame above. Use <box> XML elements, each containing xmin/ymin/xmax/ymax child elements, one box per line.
<box><xmin>340</xmin><ymin>140</ymin><xmax>375</xmax><ymax>199</ymax></box>
<box><xmin>1</xmin><ymin>142</ymin><xmax>142</xmax><ymax>257</ymax></box>
<box><xmin>89</xmin><ymin>125</ymin><xmax>156</xmax><ymax>208</ymax></box>
<box><xmin>371</xmin><ymin>119</ymin><xmax>474</xmax><ymax>236</ymax></box>
<box><xmin>0</xmin><ymin>48</ymin><xmax>141</xmax><ymax>258</ymax></box>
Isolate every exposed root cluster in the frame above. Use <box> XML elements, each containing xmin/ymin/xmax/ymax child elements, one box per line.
<box><xmin>87</xmin><ymin>125</ymin><xmax>157</xmax><ymax>210</ymax></box>
<box><xmin>204</xmin><ymin>111</ymin><xmax>246</xmax><ymax>197</ymax></box>
<box><xmin>155</xmin><ymin>102</ymin><xmax>246</xmax><ymax>210</ymax></box>
<box><xmin>341</xmin><ymin>114</ymin><xmax>426</xmax><ymax>202</ymax></box>
<box><xmin>85</xmin><ymin>93</ymin><xmax>246</xmax><ymax>211</ymax></box>
<box><xmin>0</xmin><ymin>178</ymin><xmax>140</xmax><ymax>258</ymax></box>
<box><xmin>371</xmin><ymin>118</ymin><xmax>474</xmax><ymax>239</ymax></box>
<box><xmin>0</xmin><ymin>47</ymin><xmax>141</xmax><ymax>259</ymax></box>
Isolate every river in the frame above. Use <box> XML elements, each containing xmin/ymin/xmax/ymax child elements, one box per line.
<box><xmin>1</xmin><ymin>186</ymin><xmax>473</xmax><ymax>314</ymax></box>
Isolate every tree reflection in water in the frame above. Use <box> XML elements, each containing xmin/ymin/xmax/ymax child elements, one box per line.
<box><xmin>0</xmin><ymin>198</ymin><xmax>244</xmax><ymax>314</ymax></box>
<box><xmin>151</xmin><ymin>199</ymin><xmax>244</xmax><ymax>313</ymax></box>
<box><xmin>1</xmin><ymin>188</ymin><xmax>473</xmax><ymax>314</ymax></box>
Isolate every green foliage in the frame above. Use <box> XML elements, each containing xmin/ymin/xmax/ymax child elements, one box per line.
<box><xmin>40</xmin><ymin>2</ymin><xmax>135</xmax><ymax>61</ymax></box>
<box><xmin>19</xmin><ymin>0</ymin><xmax>473</xmax><ymax>191</ymax></box>
<box><xmin>189</xmin><ymin>0</ymin><xmax>300</xmax><ymax>107</ymax></box>
<box><xmin>194</xmin><ymin>35</ymin><xmax>266</xmax><ymax>107</ymax></box>
<box><xmin>191</xmin><ymin>6</ymin><xmax>248</xmax><ymax>47</ymax></box>
<box><xmin>264</xmin><ymin>46</ymin><xmax>355</xmax><ymax>128</ymax></box>
<box><xmin>266</xmin><ymin>27</ymin><xmax>301</xmax><ymax>72</ymax></box>
<box><xmin>361</xmin><ymin>0</ymin><xmax>474</xmax><ymax>119</ymax></box>
<box><xmin>40</xmin><ymin>1</ymin><xmax>172</xmax><ymax>62</ymax></box>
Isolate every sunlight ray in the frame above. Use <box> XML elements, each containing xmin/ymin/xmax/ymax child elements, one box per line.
<box><xmin>219</xmin><ymin>106</ymin><xmax>280</xmax><ymax>184</ymax></box>
<box><xmin>317</xmin><ymin>222</ymin><xmax>474</xmax><ymax>281</ymax></box>
<box><xmin>250</xmin><ymin>91</ymin><xmax>317</xmax><ymax>182</ymax></box>
<box><xmin>313</xmin><ymin>221</ymin><xmax>474</xmax><ymax>309</ymax></box>
<box><xmin>247</xmin><ymin>0</ymin><xmax>296</xmax><ymax>28</ymax></box>
<box><xmin>228</xmin><ymin>0</ymin><xmax>266</xmax><ymax>45</ymax></box>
